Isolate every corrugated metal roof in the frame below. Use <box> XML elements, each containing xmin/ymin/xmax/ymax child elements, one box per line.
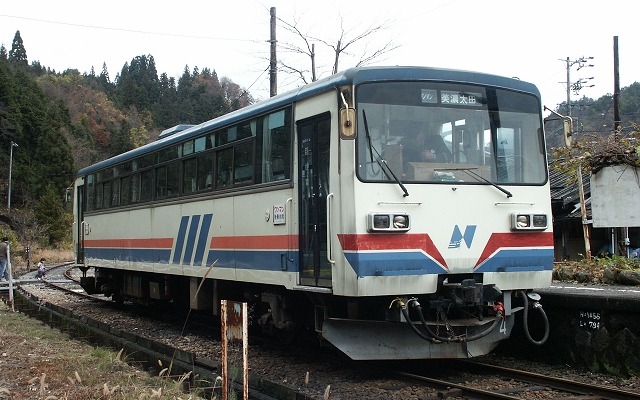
<box><xmin>549</xmin><ymin>167</ymin><xmax>591</xmax><ymax>220</ymax></box>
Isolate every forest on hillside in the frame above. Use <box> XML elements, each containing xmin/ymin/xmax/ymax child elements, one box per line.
<box><xmin>0</xmin><ymin>30</ymin><xmax>253</xmax><ymax>246</ymax></box>
<box><xmin>0</xmin><ymin>28</ymin><xmax>639</xmax><ymax>247</ymax></box>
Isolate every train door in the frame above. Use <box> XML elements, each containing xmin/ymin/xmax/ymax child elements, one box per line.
<box><xmin>75</xmin><ymin>182</ymin><xmax>85</xmax><ymax>265</ymax></box>
<box><xmin>297</xmin><ymin>113</ymin><xmax>332</xmax><ymax>287</ymax></box>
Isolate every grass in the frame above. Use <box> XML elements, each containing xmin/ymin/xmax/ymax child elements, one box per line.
<box><xmin>0</xmin><ymin>301</ymin><xmax>208</xmax><ymax>399</ymax></box>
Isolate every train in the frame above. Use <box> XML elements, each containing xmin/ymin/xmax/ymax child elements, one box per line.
<box><xmin>73</xmin><ymin>66</ymin><xmax>555</xmax><ymax>360</ymax></box>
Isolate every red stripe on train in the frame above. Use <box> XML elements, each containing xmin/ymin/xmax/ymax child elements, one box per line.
<box><xmin>210</xmin><ymin>235</ymin><xmax>294</xmax><ymax>249</ymax></box>
<box><xmin>475</xmin><ymin>232</ymin><xmax>554</xmax><ymax>266</ymax></box>
<box><xmin>338</xmin><ymin>233</ymin><xmax>448</xmax><ymax>268</ymax></box>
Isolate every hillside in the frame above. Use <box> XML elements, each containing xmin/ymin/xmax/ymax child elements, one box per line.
<box><xmin>1</xmin><ymin>29</ymin><xmax>639</xmax><ymax>249</ymax></box>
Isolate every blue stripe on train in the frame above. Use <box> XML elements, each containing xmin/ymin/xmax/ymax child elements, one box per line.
<box><xmin>84</xmin><ymin>247</ymin><xmax>553</xmax><ymax>276</ymax></box>
<box><xmin>85</xmin><ymin>248</ymin><xmax>173</xmax><ymax>264</ymax></box>
<box><xmin>474</xmin><ymin>248</ymin><xmax>554</xmax><ymax>272</ymax></box>
<box><xmin>85</xmin><ymin>248</ymin><xmax>300</xmax><ymax>272</ymax></box>
<box><xmin>343</xmin><ymin>251</ymin><xmax>446</xmax><ymax>277</ymax></box>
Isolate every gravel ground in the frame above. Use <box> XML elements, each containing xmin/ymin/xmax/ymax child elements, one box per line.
<box><xmin>4</xmin><ymin>278</ymin><xmax>639</xmax><ymax>400</ymax></box>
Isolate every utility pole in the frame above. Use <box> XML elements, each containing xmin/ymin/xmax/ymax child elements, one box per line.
<box><xmin>613</xmin><ymin>36</ymin><xmax>621</xmax><ymax>133</ymax></box>
<box><xmin>269</xmin><ymin>7</ymin><xmax>277</xmax><ymax>97</ymax></box>
<box><xmin>562</xmin><ymin>56</ymin><xmax>594</xmax><ymax>260</ymax></box>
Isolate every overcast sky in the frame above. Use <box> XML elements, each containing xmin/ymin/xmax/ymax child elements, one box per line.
<box><xmin>1</xmin><ymin>0</ymin><xmax>637</xmax><ymax>114</ymax></box>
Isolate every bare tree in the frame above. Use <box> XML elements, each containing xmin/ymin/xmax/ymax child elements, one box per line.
<box><xmin>276</xmin><ymin>15</ymin><xmax>398</xmax><ymax>86</ymax></box>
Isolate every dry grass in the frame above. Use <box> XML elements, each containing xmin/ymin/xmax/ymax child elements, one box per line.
<box><xmin>0</xmin><ymin>301</ymin><xmax>208</xmax><ymax>399</ymax></box>
<box><xmin>8</xmin><ymin>247</ymin><xmax>74</xmax><ymax>275</ymax></box>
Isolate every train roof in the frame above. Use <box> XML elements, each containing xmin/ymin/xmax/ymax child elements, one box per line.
<box><xmin>77</xmin><ymin>66</ymin><xmax>540</xmax><ymax>177</ymax></box>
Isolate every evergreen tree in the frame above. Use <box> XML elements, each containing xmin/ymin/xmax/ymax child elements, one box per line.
<box><xmin>8</xmin><ymin>30</ymin><xmax>28</xmax><ymax>67</ymax></box>
<box><xmin>35</xmin><ymin>183</ymin><xmax>69</xmax><ymax>246</ymax></box>
<box><xmin>110</xmin><ymin>119</ymin><xmax>133</xmax><ymax>155</ymax></box>
<box><xmin>155</xmin><ymin>72</ymin><xmax>179</xmax><ymax>128</ymax></box>
<box><xmin>115</xmin><ymin>54</ymin><xmax>160</xmax><ymax>111</ymax></box>
<box><xmin>100</xmin><ymin>62</ymin><xmax>110</xmax><ymax>84</ymax></box>
<box><xmin>0</xmin><ymin>45</ymin><xmax>7</xmax><ymax>61</ymax></box>
<box><xmin>176</xmin><ymin>65</ymin><xmax>194</xmax><ymax>122</ymax></box>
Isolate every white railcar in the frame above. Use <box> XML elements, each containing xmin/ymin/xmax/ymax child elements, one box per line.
<box><xmin>73</xmin><ymin>66</ymin><xmax>553</xmax><ymax>359</ymax></box>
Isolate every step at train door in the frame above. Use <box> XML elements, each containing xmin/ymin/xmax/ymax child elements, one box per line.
<box><xmin>297</xmin><ymin>113</ymin><xmax>332</xmax><ymax>288</ymax></box>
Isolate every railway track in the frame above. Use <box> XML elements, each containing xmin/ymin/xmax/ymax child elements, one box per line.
<box><xmin>8</xmin><ymin>264</ymin><xmax>311</xmax><ymax>400</ymax></box>
<box><xmin>394</xmin><ymin>359</ymin><xmax>640</xmax><ymax>400</ymax></box>
<box><xmin>5</xmin><ymin>264</ymin><xmax>639</xmax><ymax>400</ymax></box>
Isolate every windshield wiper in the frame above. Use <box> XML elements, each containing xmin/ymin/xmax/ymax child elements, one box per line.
<box><xmin>362</xmin><ymin>110</ymin><xmax>409</xmax><ymax>197</ymax></box>
<box><xmin>438</xmin><ymin>167</ymin><xmax>513</xmax><ymax>198</ymax></box>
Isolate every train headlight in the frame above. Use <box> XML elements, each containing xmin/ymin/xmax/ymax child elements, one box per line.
<box><xmin>368</xmin><ymin>213</ymin><xmax>410</xmax><ymax>232</ymax></box>
<box><xmin>510</xmin><ymin>213</ymin><xmax>548</xmax><ymax>231</ymax></box>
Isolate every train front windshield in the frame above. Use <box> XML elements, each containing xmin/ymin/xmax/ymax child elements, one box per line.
<box><xmin>356</xmin><ymin>81</ymin><xmax>546</xmax><ymax>185</ymax></box>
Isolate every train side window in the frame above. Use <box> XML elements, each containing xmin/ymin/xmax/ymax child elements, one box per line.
<box><xmin>167</xmin><ymin>161</ymin><xmax>180</xmax><ymax>197</ymax></box>
<box><xmin>197</xmin><ymin>153</ymin><xmax>214</xmax><ymax>190</ymax></box>
<box><xmin>156</xmin><ymin>166</ymin><xmax>167</xmax><ymax>198</ymax></box>
<box><xmin>120</xmin><ymin>176</ymin><xmax>130</xmax><ymax>206</ymax></box>
<box><xmin>111</xmin><ymin>179</ymin><xmax>120</xmax><ymax>207</ymax></box>
<box><xmin>140</xmin><ymin>170</ymin><xmax>153</xmax><ymax>202</ymax></box>
<box><xmin>102</xmin><ymin>182</ymin><xmax>112</xmax><ymax>209</ymax></box>
<box><xmin>216</xmin><ymin>148</ymin><xmax>233</xmax><ymax>189</ymax></box>
<box><xmin>183</xmin><ymin>158</ymin><xmax>197</xmax><ymax>194</ymax></box>
<box><xmin>95</xmin><ymin>182</ymin><xmax>104</xmax><ymax>209</ymax></box>
<box><xmin>234</xmin><ymin>141</ymin><xmax>254</xmax><ymax>185</ymax></box>
<box><xmin>260</xmin><ymin>109</ymin><xmax>291</xmax><ymax>182</ymax></box>
<box><xmin>86</xmin><ymin>174</ymin><xmax>95</xmax><ymax>211</ymax></box>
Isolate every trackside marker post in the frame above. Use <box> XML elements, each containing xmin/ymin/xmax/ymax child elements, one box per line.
<box><xmin>220</xmin><ymin>300</ymin><xmax>248</xmax><ymax>400</ymax></box>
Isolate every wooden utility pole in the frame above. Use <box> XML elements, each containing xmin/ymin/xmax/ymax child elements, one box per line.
<box><xmin>564</xmin><ymin>56</ymin><xmax>593</xmax><ymax>260</ymax></box>
<box><xmin>613</xmin><ymin>36</ymin><xmax>620</xmax><ymax>132</ymax></box>
<box><xmin>269</xmin><ymin>7</ymin><xmax>277</xmax><ymax>97</ymax></box>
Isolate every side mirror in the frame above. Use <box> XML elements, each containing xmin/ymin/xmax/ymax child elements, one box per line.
<box><xmin>339</xmin><ymin>108</ymin><xmax>356</xmax><ymax>139</ymax></box>
<box><xmin>563</xmin><ymin>117</ymin><xmax>573</xmax><ymax>147</ymax></box>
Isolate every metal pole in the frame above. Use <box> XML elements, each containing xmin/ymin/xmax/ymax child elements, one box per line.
<box><xmin>613</xmin><ymin>36</ymin><xmax>620</xmax><ymax>133</ymax></box>
<box><xmin>269</xmin><ymin>7</ymin><xmax>277</xmax><ymax>97</ymax></box>
<box><xmin>7</xmin><ymin>243</ymin><xmax>14</xmax><ymax>312</ymax></box>
<box><xmin>566</xmin><ymin>57</ymin><xmax>571</xmax><ymax>118</ymax></box>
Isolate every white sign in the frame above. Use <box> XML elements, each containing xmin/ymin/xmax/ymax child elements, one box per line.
<box><xmin>591</xmin><ymin>166</ymin><xmax>640</xmax><ymax>227</ymax></box>
<box><xmin>273</xmin><ymin>204</ymin><xmax>286</xmax><ymax>225</ymax></box>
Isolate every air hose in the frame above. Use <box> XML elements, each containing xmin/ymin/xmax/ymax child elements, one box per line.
<box><xmin>391</xmin><ymin>298</ymin><xmax>505</xmax><ymax>343</ymax></box>
<box><xmin>519</xmin><ymin>291</ymin><xmax>550</xmax><ymax>345</ymax></box>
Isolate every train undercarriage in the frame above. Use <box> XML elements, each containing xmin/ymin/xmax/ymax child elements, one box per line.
<box><xmin>79</xmin><ymin>267</ymin><xmax>548</xmax><ymax>360</ymax></box>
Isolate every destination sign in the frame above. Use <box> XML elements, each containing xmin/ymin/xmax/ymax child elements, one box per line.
<box><xmin>440</xmin><ymin>91</ymin><xmax>482</xmax><ymax>106</ymax></box>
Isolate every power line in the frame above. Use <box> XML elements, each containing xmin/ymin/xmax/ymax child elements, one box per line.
<box><xmin>0</xmin><ymin>14</ymin><xmax>259</xmax><ymax>43</ymax></box>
